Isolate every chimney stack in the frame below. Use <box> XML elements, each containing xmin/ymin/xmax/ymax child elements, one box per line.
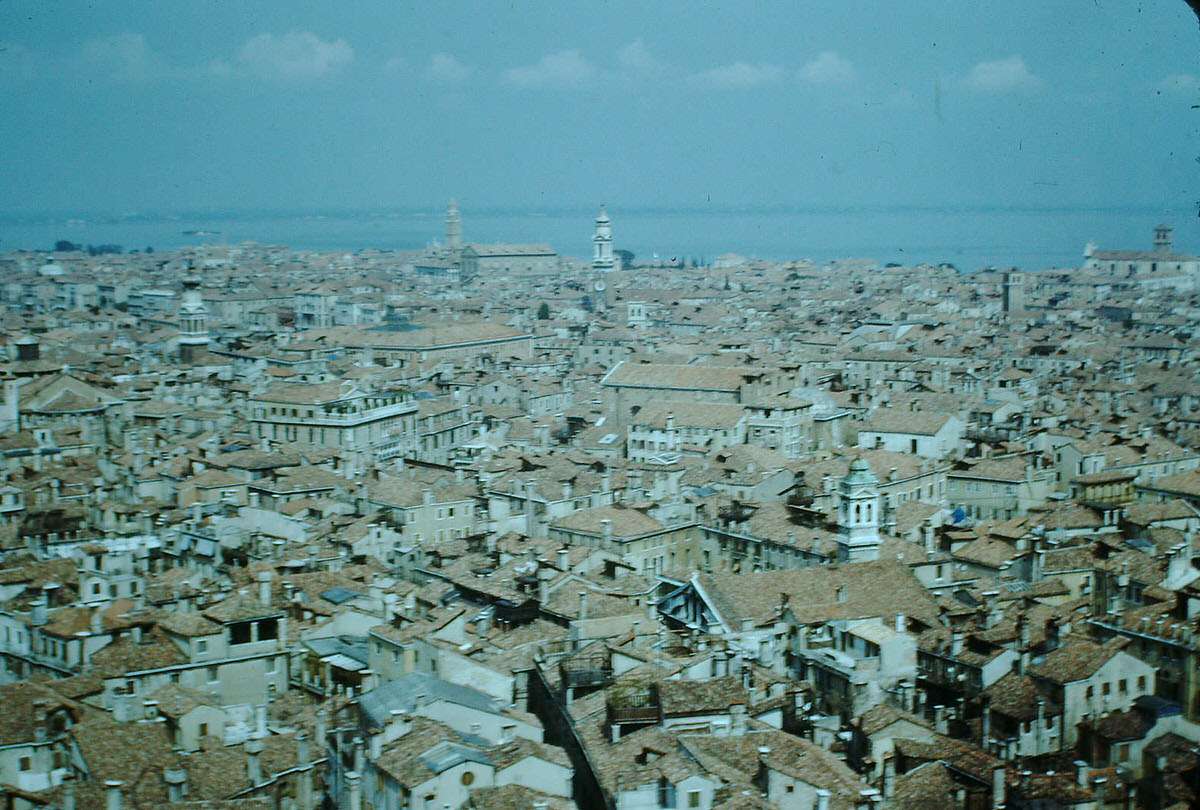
<box><xmin>346</xmin><ymin>771</ymin><xmax>362</xmax><ymax>810</ymax></box>
<box><xmin>256</xmin><ymin>570</ymin><xmax>272</xmax><ymax>607</ymax></box>
<box><xmin>163</xmin><ymin>768</ymin><xmax>188</xmax><ymax>802</ymax></box>
<box><xmin>245</xmin><ymin>737</ymin><xmax>263</xmax><ymax>786</ymax></box>
<box><xmin>104</xmin><ymin>781</ymin><xmax>123</xmax><ymax>810</ymax></box>
<box><xmin>296</xmin><ymin>730</ymin><xmax>310</xmax><ymax>768</ymax></box>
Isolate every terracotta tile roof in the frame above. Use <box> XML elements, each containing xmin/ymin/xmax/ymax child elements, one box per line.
<box><xmin>980</xmin><ymin>672</ymin><xmax>1061</xmax><ymax>721</ymax></box>
<box><xmin>157</xmin><ymin>611</ymin><xmax>222</xmax><ymax>638</ymax></box>
<box><xmin>147</xmin><ymin>682</ymin><xmax>222</xmax><ymax>719</ymax></box>
<box><xmin>551</xmin><ymin>504</ymin><xmax>666</xmax><ymax>538</ymax></box>
<box><xmin>681</xmin><ymin>729</ymin><xmax>868</xmax><ymax>805</ymax></box>
<box><xmin>891</xmin><ymin>760</ymin><xmax>961</xmax><ymax>810</ymax></box>
<box><xmin>695</xmin><ymin>558</ymin><xmax>940</xmax><ymax>628</ymax></box>
<box><xmin>657</xmin><ymin>676</ymin><xmax>749</xmax><ymax>717</ymax></box>
<box><xmin>89</xmin><ymin>629</ymin><xmax>189</xmax><ymax>676</ymax></box>
<box><xmin>602</xmin><ymin>362</ymin><xmax>758</xmax><ymax>392</ymax></box>
<box><xmin>1027</xmin><ymin>636</ymin><xmax>1130</xmax><ymax>684</ymax></box>
<box><xmin>467</xmin><ymin>784</ymin><xmax>573</xmax><ymax>810</ymax></box>
<box><xmin>69</xmin><ymin>719</ymin><xmax>180</xmax><ymax>805</ymax></box>
<box><xmin>203</xmin><ymin>592</ymin><xmax>284</xmax><ymax>623</ymax></box>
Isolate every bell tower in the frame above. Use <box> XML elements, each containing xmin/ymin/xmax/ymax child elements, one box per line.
<box><xmin>178</xmin><ymin>274</ymin><xmax>209</xmax><ymax>364</ymax></box>
<box><xmin>593</xmin><ymin>206</ymin><xmax>614</xmax><ymax>273</ymax></box>
<box><xmin>837</xmin><ymin>457</ymin><xmax>881</xmax><ymax>562</ymax></box>
<box><xmin>445</xmin><ymin>200</ymin><xmax>462</xmax><ymax>250</ymax></box>
<box><xmin>1153</xmin><ymin>224</ymin><xmax>1172</xmax><ymax>256</ymax></box>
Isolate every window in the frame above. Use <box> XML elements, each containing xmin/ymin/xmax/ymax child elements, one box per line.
<box><xmin>199</xmin><ymin>722</ymin><xmax>209</xmax><ymax>737</ymax></box>
<box><xmin>460</xmin><ymin>771</ymin><xmax>475</xmax><ymax>786</ymax></box>
<box><xmin>265</xmin><ymin>657</ymin><xmax>277</xmax><ymax>673</ymax></box>
<box><xmin>207</xmin><ymin>666</ymin><xmax>219</xmax><ymax>682</ymax></box>
<box><xmin>196</xmin><ymin>640</ymin><xmax>207</xmax><ymax>654</ymax></box>
<box><xmin>1138</xmin><ymin>675</ymin><xmax>1146</xmax><ymax>690</ymax></box>
<box><xmin>689</xmin><ymin>790</ymin><xmax>702</xmax><ymax>807</ymax></box>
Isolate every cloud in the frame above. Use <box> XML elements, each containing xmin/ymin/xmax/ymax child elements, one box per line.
<box><xmin>693</xmin><ymin>61</ymin><xmax>784</xmax><ymax>89</ymax></box>
<box><xmin>616</xmin><ymin>39</ymin><xmax>665</xmax><ymax>76</ymax></box>
<box><xmin>502</xmin><ymin>50</ymin><xmax>596</xmax><ymax>87</ymax></box>
<box><xmin>1158</xmin><ymin>73</ymin><xmax>1200</xmax><ymax>95</ymax></box>
<box><xmin>235</xmin><ymin>31</ymin><xmax>353</xmax><ymax>80</ymax></box>
<box><xmin>427</xmin><ymin>52</ymin><xmax>472</xmax><ymax>83</ymax></box>
<box><xmin>78</xmin><ymin>33</ymin><xmax>165</xmax><ymax>81</ymax></box>
<box><xmin>962</xmin><ymin>56</ymin><xmax>1040</xmax><ymax>93</ymax></box>
<box><xmin>797</xmin><ymin>51</ymin><xmax>856</xmax><ymax>85</ymax></box>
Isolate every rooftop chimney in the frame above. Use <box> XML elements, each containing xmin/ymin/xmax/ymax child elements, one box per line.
<box><xmin>105</xmin><ymin>781</ymin><xmax>123</xmax><ymax>810</ymax></box>
<box><xmin>245</xmin><ymin>737</ymin><xmax>263</xmax><ymax>786</ymax></box>
<box><xmin>346</xmin><ymin>770</ymin><xmax>362</xmax><ymax>810</ymax></box>
<box><xmin>256</xmin><ymin>570</ymin><xmax>272</xmax><ymax>607</ymax></box>
<box><xmin>163</xmin><ymin>768</ymin><xmax>188</xmax><ymax>802</ymax></box>
<box><xmin>296</xmin><ymin>730</ymin><xmax>310</xmax><ymax>768</ymax></box>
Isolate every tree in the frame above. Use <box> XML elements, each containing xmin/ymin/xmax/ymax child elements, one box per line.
<box><xmin>537</xmin><ymin>302</ymin><xmax>551</xmax><ymax>320</ymax></box>
<box><xmin>54</xmin><ymin>240</ymin><xmax>80</xmax><ymax>252</ymax></box>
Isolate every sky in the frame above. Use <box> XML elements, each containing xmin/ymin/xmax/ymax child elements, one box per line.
<box><xmin>1</xmin><ymin>1</ymin><xmax>1198</xmax><ymax>217</ymax></box>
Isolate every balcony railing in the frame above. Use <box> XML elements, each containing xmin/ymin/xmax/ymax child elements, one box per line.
<box><xmin>563</xmin><ymin>666</ymin><xmax>613</xmax><ymax>689</ymax></box>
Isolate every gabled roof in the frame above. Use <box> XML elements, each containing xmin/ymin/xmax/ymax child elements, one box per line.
<box><xmin>359</xmin><ymin>672</ymin><xmax>499</xmax><ymax>729</ymax></box>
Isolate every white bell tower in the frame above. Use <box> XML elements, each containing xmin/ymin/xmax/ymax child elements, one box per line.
<box><xmin>837</xmin><ymin>457</ymin><xmax>882</xmax><ymax>562</ymax></box>
<box><xmin>178</xmin><ymin>274</ymin><xmax>209</xmax><ymax>364</ymax></box>
<box><xmin>445</xmin><ymin>200</ymin><xmax>462</xmax><ymax>249</ymax></box>
<box><xmin>593</xmin><ymin>206</ymin><xmax>614</xmax><ymax>273</ymax></box>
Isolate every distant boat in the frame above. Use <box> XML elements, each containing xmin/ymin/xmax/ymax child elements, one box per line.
<box><xmin>181</xmin><ymin>229</ymin><xmax>221</xmax><ymax>236</ymax></box>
